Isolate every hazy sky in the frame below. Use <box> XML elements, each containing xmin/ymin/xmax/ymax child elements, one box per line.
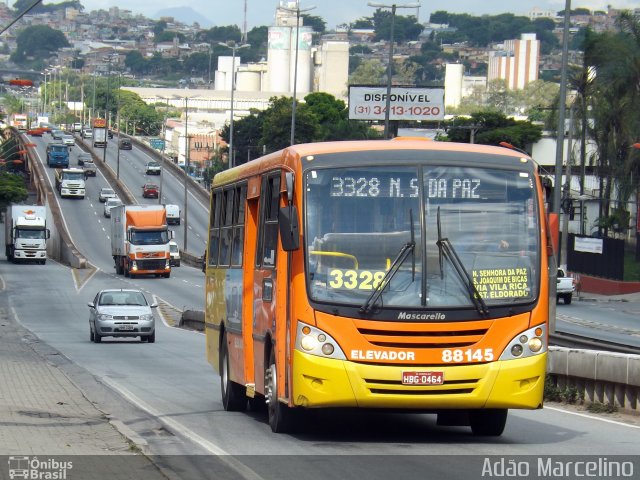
<box><xmin>76</xmin><ymin>1</ymin><xmax>637</xmax><ymax>28</ymax></box>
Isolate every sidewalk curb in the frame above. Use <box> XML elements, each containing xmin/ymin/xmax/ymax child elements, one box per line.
<box><xmin>109</xmin><ymin>419</ymin><xmax>150</xmax><ymax>454</ymax></box>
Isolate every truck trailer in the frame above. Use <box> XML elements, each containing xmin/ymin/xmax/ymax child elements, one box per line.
<box><xmin>92</xmin><ymin>118</ymin><xmax>107</xmax><ymax>148</ymax></box>
<box><xmin>110</xmin><ymin>205</ymin><xmax>172</xmax><ymax>278</ymax></box>
<box><xmin>5</xmin><ymin>205</ymin><xmax>50</xmax><ymax>264</ymax></box>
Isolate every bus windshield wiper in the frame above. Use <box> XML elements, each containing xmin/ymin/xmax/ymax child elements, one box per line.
<box><xmin>360</xmin><ymin>210</ymin><xmax>416</xmax><ymax>314</ymax></box>
<box><xmin>436</xmin><ymin>207</ymin><xmax>489</xmax><ymax>316</ymax></box>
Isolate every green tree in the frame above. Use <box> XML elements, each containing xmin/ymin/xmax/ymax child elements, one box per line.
<box><xmin>0</xmin><ymin>172</ymin><xmax>28</xmax><ymax>208</ymax></box>
<box><xmin>10</xmin><ymin>25</ymin><xmax>70</xmax><ymax>64</ymax></box>
<box><xmin>444</xmin><ymin>111</ymin><xmax>542</xmax><ymax>150</ymax></box>
<box><xmin>153</xmin><ymin>20</ymin><xmax>167</xmax><ymax>36</ymax></box>
<box><xmin>302</xmin><ymin>14</ymin><xmax>326</xmax><ymax>33</ymax></box>
<box><xmin>125</xmin><ymin>50</ymin><xmax>147</xmax><ymax>75</ymax></box>
<box><xmin>371</xmin><ymin>9</ymin><xmax>423</xmax><ymax>42</ymax></box>
<box><xmin>349</xmin><ymin>59</ymin><xmax>386</xmax><ymax>85</ymax></box>
<box><xmin>220</xmin><ymin>110</ymin><xmax>266</xmax><ymax>166</ymax></box>
<box><xmin>351</xmin><ymin>17</ymin><xmax>374</xmax><ymax>29</ymax></box>
<box><xmin>583</xmin><ymin>12</ymin><xmax>640</xmax><ymax>235</ymax></box>
<box><xmin>154</xmin><ymin>31</ymin><xmax>186</xmax><ymax>44</ymax></box>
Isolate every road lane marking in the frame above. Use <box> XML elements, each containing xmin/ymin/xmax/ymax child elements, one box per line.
<box><xmin>545</xmin><ymin>406</ymin><xmax>640</xmax><ymax>429</ymax></box>
<box><xmin>100</xmin><ymin>378</ymin><xmax>264</xmax><ymax>480</ymax></box>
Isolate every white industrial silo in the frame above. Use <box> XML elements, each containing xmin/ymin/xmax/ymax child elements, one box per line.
<box><xmin>236</xmin><ymin>71</ymin><xmax>262</xmax><ymax>92</ymax></box>
<box><xmin>267</xmin><ymin>26</ymin><xmax>291</xmax><ymax>92</ymax></box>
<box><xmin>290</xmin><ymin>26</ymin><xmax>313</xmax><ymax>95</ymax></box>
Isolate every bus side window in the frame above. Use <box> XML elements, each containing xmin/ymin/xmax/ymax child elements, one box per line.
<box><xmin>219</xmin><ymin>187</ymin><xmax>235</xmax><ymax>266</ymax></box>
<box><xmin>208</xmin><ymin>190</ymin><xmax>222</xmax><ymax>267</ymax></box>
<box><xmin>258</xmin><ymin>173</ymin><xmax>280</xmax><ymax>268</ymax></box>
<box><xmin>231</xmin><ymin>184</ymin><xmax>247</xmax><ymax>267</ymax></box>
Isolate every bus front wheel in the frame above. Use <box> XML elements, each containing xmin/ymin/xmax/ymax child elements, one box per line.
<box><xmin>220</xmin><ymin>335</ymin><xmax>246</xmax><ymax>411</ymax></box>
<box><xmin>265</xmin><ymin>349</ymin><xmax>295</xmax><ymax>433</ymax></box>
<box><xmin>469</xmin><ymin>409</ymin><xmax>508</xmax><ymax>436</ymax></box>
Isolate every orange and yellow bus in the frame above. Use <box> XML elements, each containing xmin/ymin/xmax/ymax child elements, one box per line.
<box><xmin>204</xmin><ymin>138</ymin><xmax>553</xmax><ymax>436</ymax></box>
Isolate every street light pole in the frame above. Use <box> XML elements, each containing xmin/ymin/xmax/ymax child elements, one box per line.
<box><xmin>368</xmin><ymin>2</ymin><xmax>420</xmax><ymax>139</ymax></box>
<box><xmin>158</xmin><ymin>98</ymin><xmax>170</xmax><ymax>205</ymax></box>
<box><xmin>183</xmin><ymin>97</ymin><xmax>189</xmax><ymax>251</ymax></box>
<box><xmin>552</xmin><ymin>0</ymin><xmax>572</xmax><ymax>270</ymax></box>
<box><xmin>281</xmin><ymin>3</ymin><xmax>315</xmax><ymax>146</ymax></box>
<box><xmin>218</xmin><ymin>41</ymin><xmax>250</xmax><ymax>168</ymax></box>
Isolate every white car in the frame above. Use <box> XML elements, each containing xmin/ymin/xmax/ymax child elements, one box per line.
<box><xmin>169</xmin><ymin>241</ymin><xmax>180</xmax><ymax>267</ymax></box>
<box><xmin>165</xmin><ymin>204</ymin><xmax>180</xmax><ymax>225</ymax></box>
<box><xmin>103</xmin><ymin>197</ymin><xmax>122</xmax><ymax>217</ymax></box>
<box><xmin>61</xmin><ymin>134</ymin><xmax>75</xmax><ymax>146</ymax></box>
<box><xmin>88</xmin><ymin>289</ymin><xmax>157</xmax><ymax>343</ymax></box>
<box><xmin>98</xmin><ymin>187</ymin><xmax>117</xmax><ymax>203</ymax></box>
<box><xmin>81</xmin><ymin>128</ymin><xmax>93</xmax><ymax>139</ymax></box>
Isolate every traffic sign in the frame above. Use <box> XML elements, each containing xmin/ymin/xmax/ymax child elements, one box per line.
<box><xmin>150</xmin><ymin>139</ymin><xmax>165</xmax><ymax>150</ymax></box>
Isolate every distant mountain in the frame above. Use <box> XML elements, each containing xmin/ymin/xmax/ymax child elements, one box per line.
<box><xmin>152</xmin><ymin>6</ymin><xmax>214</xmax><ymax>28</ymax></box>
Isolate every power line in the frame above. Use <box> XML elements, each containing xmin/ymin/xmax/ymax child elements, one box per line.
<box><xmin>0</xmin><ymin>0</ymin><xmax>44</xmax><ymax>36</ymax></box>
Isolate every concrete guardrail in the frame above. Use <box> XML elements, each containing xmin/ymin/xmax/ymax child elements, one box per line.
<box><xmin>18</xmin><ymin>131</ymin><xmax>87</xmax><ymax>269</ymax></box>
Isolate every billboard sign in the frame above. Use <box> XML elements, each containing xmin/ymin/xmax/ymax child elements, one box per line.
<box><xmin>348</xmin><ymin>86</ymin><xmax>445</xmax><ymax>122</ymax></box>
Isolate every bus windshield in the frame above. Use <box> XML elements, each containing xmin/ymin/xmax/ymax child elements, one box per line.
<box><xmin>305</xmin><ymin>165</ymin><xmax>539</xmax><ymax>311</ymax></box>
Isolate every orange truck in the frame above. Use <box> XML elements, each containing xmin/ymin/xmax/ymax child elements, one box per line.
<box><xmin>92</xmin><ymin>118</ymin><xmax>107</xmax><ymax>148</ymax></box>
<box><xmin>110</xmin><ymin>205</ymin><xmax>173</xmax><ymax>278</ymax></box>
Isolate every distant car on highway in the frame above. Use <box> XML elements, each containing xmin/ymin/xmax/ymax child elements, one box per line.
<box><xmin>169</xmin><ymin>240</ymin><xmax>180</xmax><ymax>267</ymax></box>
<box><xmin>103</xmin><ymin>197</ymin><xmax>122</xmax><ymax>218</ymax></box>
<box><xmin>99</xmin><ymin>187</ymin><xmax>117</xmax><ymax>202</ymax></box>
<box><xmin>119</xmin><ymin>138</ymin><xmax>132</xmax><ymax>150</ymax></box>
<box><xmin>82</xmin><ymin>160</ymin><xmax>97</xmax><ymax>177</ymax></box>
<box><xmin>77</xmin><ymin>152</ymin><xmax>92</xmax><ymax>166</ymax></box>
<box><xmin>142</xmin><ymin>183</ymin><xmax>159</xmax><ymax>198</ymax></box>
<box><xmin>51</xmin><ymin>129</ymin><xmax>64</xmax><ymax>140</ymax></box>
<box><xmin>87</xmin><ymin>288</ymin><xmax>157</xmax><ymax>343</ymax></box>
<box><xmin>81</xmin><ymin>128</ymin><xmax>93</xmax><ymax>139</ymax></box>
<box><xmin>145</xmin><ymin>161</ymin><xmax>161</xmax><ymax>175</ymax></box>
<box><xmin>61</xmin><ymin>134</ymin><xmax>75</xmax><ymax>146</ymax></box>
<box><xmin>27</xmin><ymin>127</ymin><xmax>45</xmax><ymax>136</ymax></box>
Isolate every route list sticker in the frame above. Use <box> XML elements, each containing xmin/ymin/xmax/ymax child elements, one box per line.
<box><xmin>472</xmin><ymin>268</ymin><xmax>529</xmax><ymax>299</ymax></box>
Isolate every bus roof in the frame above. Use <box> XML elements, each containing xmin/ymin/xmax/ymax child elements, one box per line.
<box><xmin>213</xmin><ymin>139</ymin><xmax>535</xmax><ymax>188</ymax></box>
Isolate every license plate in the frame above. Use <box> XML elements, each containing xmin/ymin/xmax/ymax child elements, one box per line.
<box><xmin>119</xmin><ymin>325</ymin><xmax>135</xmax><ymax>331</ymax></box>
<box><xmin>402</xmin><ymin>371</ymin><xmax>444</xmax><ymax>385</ymax></box>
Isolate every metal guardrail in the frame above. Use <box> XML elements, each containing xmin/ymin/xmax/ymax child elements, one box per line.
<box><xmin>550</xmin><ymin>331</ymin><xmax>640</xmax><ymax>355</ymax></box>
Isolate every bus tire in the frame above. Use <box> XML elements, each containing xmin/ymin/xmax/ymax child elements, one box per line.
<box><xmin>469</xmin><ymin>409</ymin><xmax>508</xmax><ymax>436</ymax></box>
<box><xmin>265</xmin><ymin>348</ymin><xmax>295</xmax><ymax>433</ymax></box>
<box><xmin>220</xmin><ymin>334</ymin><xmax>246</xmax><ymax>411</ymax></box>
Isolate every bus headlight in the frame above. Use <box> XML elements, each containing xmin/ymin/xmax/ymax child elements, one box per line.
<box><xmin>296</xmin><ymin>322</ymin><xmax>346</xmax><ymax>360</ymax></box>
<box><xmin>499</xmin><ymin>324</ymin><xmax>547</xmax><ymax>360</ymax></box>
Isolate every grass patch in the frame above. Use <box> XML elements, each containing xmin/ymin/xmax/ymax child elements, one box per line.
<box><xmin>544</xmin><ymin>375</ymin><xmax>583</xmax><ymax>404</ymax></box>
<box><xmin>586</xmin><ymin>402</ymin><xmax>617</xmax><ymax>414</ymax></box>
<box><xmin>624</xmin><ymin>250</ymin><xmax>640</xmax><ymax>282</ymax></box>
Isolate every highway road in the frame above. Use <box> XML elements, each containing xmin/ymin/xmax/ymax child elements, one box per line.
<box><xmin>27</xmin><ymin>133</ymin><xmax>206</xmax><ymax>312</ymax></box>
<box><xmin>6</xmin><ymin>131</ymin><xmax>640</xmax><ymax>479</ymax></box>
<box><xmin>2</xmin><ymin>258</ymin><xmax>639</xmax><ymax>479</ymax></box>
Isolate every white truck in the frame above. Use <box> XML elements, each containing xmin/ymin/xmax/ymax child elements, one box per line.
<box><xmin>92</xmin><ymin>118</ymin><xmax>107</xmax><ymax>148</ymax></box>
<box><xmin>556</xmin><ymin>268</ymin><xmax>576</xmax><ymax>304</ymax></box>
<box><xmin>110</xmin><ymin>205</ymin><xmax>173</xmax><ymax>278</ymax></box>
<box><xmin>5</xmin><ymin>205</ymin><xmax>50</xmax><ymax>264</ymax></box>
<box><xmin>55</xmin><ymin>168</ymin><xmax>86</xmax><ymax>198</ymax></box>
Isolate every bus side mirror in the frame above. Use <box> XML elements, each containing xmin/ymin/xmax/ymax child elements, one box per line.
<box><xmin>285</xmin><ymin>171</ymin><xmax>294</xmax><ymax>203</ymax></box>
<box><xmin>46</xmin><ymin>229</ymin><xmax>50</xmax><ymax>239</ymax></box>
<box><xmin>279</xmin><ymin>205</ymin><xmax>300</xmax><ymax>251</ymax></box>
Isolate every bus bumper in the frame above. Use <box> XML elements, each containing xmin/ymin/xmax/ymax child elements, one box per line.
<box><xmin>292</xmin><ymin>350</ymin><xmax>546</xmax><ymax>410</ymax></box>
